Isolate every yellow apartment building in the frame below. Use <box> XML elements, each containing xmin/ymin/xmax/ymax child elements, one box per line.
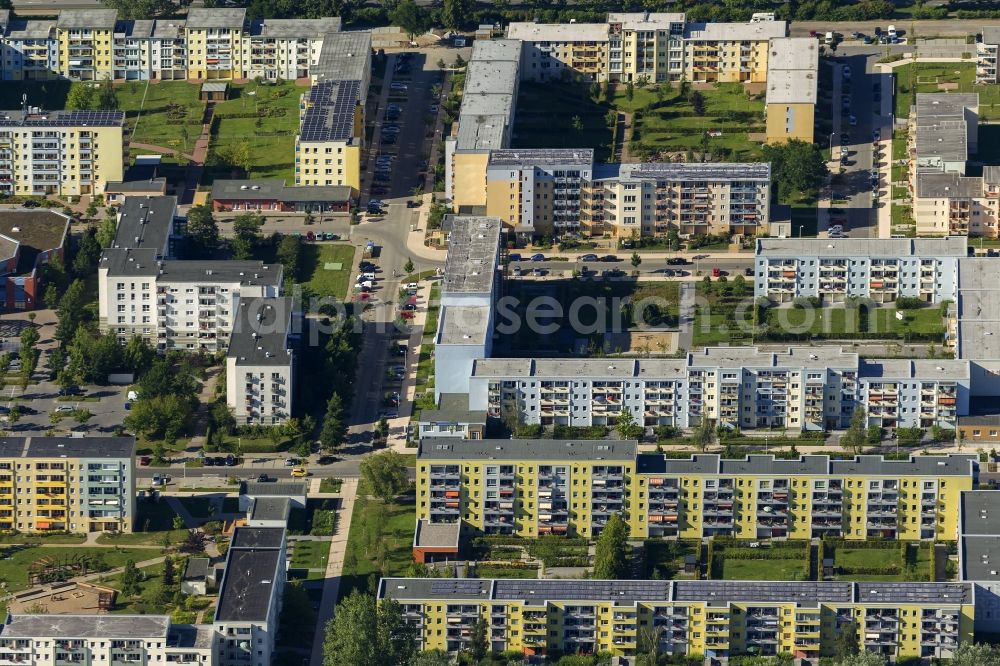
<box><xmin>184</xmin><ymin>8</ymin><xmax>246</xmax><ymax>80</ymax></box>
<box><xmin>0</xmin><ymin>436</ymin><xmax>136</xmax><ymax>534</ymax></box>
<box><xmin>765</xmin><ymin>37</ymin><xmax>818</xmax><ymax>144</ymax></box>
<box><xmin>55</xmin><ymin>9</ymin><xmax>115</xmax><ymax>80</ymax></box>
<box><xmin>379</xmin><ymin>578</ymin><xmax>973</xmax><ymax>661</ymax></box>
<box><xmin>0</xmin><ymin>109</ymin><xmax>124</xmax><ymax>197</ymax></box>
<box><xmin>417</xmin><ymin>441</ymin><xmax>976</xmax><ymax>543</ymax></box>
<box><xmin>294</xmin><ymin>79</ymin><xmax>363</xmax><ymax>193</ymax></box>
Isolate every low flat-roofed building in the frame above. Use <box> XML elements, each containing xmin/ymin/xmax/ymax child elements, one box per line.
<box><xmin>182</xmin><ymin>557</ymin><xmax>211</xmax><ymax>595</ymax></box>
<box><xmin>247</xmin><ymin>497</ymin><xmax>292</xmax><ymax>528</ymax></box>
<box><xmin>416</xmin><ymin>392</ymin><xmax>487</xmax><ymax>440</ymax></box>
<box><xmin>0</xmin><ymin>209</ymin><xmax>69</xmax><ymax>312</ymax></box>
<box><xmin>958</xmin><ymin>397</ymin><xmax>1000</xmax><ymax>443</ymax></box>
<box><xmin>412</xmin><ymin>519</ymin><xmax>460</xmax><ymax>564</ymax></box>
<box><xmin>103</xmin><ymin>177</ymin><xmax>168</xmax><ymax>206</ymax></box>
<box><xmin>239</xmin><ymin>480</ymin><xmax>308</xmax><ymax>512</ymax></box>
<box><xmin>210</xmin><ymin>179</ymin><xmax>352</xmax><ymax>213</ymax></box>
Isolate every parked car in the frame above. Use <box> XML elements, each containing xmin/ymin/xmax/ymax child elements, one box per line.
<box><xmin>580</xmin><ymin>253</ymin><xmax>599</xmax><ymax>262</ymax></box>
<box><xmin>256</xmin><ymin>474</ymin><xmax>272</xmax><ymax>483</ymax></box>
<box><xmin>139</xmin><ymin>456</ymin><xmax>151</xmax><ymax>466</ymax></box>
<box><xmin>531</xmin><ymin>253</ymin><xmax>545</xmax><ymax>262</ymax></box>
<box><xmin>712</xmin><ymin>267</ymin><xmax>721</xmax><ymax>278</ymax></box>
<box><xmin>600</xmin><ymin>254</ymin><xmax>619</xmax><ymax>262</ymax></box>
<box><xmin>508</xmin><ymin>253</ymin><xmax>522</xmax><ymax>262</ymax></box>
<box><xmin>667</xmin><ymin>257</ymin><xmax>689</xmax><ymax>265</ymax></box>
<box><xmin>291</xmin><ymin>467</ymin><xmax>309</xmax><ymax>478</ymax></box>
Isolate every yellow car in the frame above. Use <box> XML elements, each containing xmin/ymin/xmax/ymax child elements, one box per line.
<box><xmin>291</xmin><ymin>467</ymin><xmax>309</xmax><ymax>478</ymax></box>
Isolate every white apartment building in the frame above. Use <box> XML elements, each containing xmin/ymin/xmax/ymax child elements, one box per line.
<box><xmin>859</xmin><ymin>359</ymin><xmax>968</xmax><ymax>430</ymax></box>
<box><xmin>0</xmin><ymin>616</ymin><xmax>215</xmax><ymax>665</ymax></box>
<box><xmin>0</xmin><ymin>11</ymin><xmax>58</xmax><ymax>80</ymax></box>
<box><xmin>978</xmin><ymin>27</ymin><xmax>1000</xmax><ymax>84</ymax></box>
<box><xmin>226</xmin><ymin>297</ymin><xmax>295</xmax><ymax>425</ymax></box>
<box><xmin>754</xmin><ymin>237</ymin><xmax>966</xmax><ymax>304</ymax></box>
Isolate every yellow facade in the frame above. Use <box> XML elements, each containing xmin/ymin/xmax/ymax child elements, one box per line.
<box><xmin>185</xmin><ymin>27</ymin><xmax>245</xmax><ymax>80</ymax></box>
<box><xmin>56</xmin><ymin>26</ymin><xmax>114</xmax><ymax>80</ymax></box>
<box><xmin>766</xmin><ymin>102</ymin><xmax>816</xmax><ymax>144</ymax></box>
<box><xmin>418</xmin><ymin>453</ymin><xmax>973</xmax><ymax>542</ymax></box>
<box><xmin>451</xmin><ymin>152</ymin><xmax>491</xmax><ymax>210</ymax></box>
<box><xmin>387</xmin><ymin>579</ymin><xmax>973</xmax><ymax>660</ymax></box>
<box><xmin>293</xmin><ymin>139</ymin><xmax>360</xmax><ymax>193</ymax></box>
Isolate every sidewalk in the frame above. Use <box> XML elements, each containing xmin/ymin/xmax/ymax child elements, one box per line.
<box><xmin>309</xmin><ymin>478</ymin><xmax>359</xmax><ymax>666</ymax></box>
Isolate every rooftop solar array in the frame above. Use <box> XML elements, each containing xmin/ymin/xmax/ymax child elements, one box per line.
<box><xmin>429</xmin><ymin>580</ymin><xmax>491</xmax><ymax>596</ymax></box>
<box><xmin>494</xmin><ymin>580</ymin><xmax>671</xmax><ymax>602</ymax></box>
<box><xmin>855</xmin><ymin>582</ymin><xmax>972</xmax><ymax>605</ymax></box>
<box><xmin>0</xmin><ymin>109</ymin><xmax>124</xmax><ymax>127</ymax></box>
<box><xmin>298</xmin><ymin>80</ymin><xmax>359</xmax><ymax>143</ymax></box>
<box><xmin>674</xmin><ymin>581</ymin><xmax>854</xmax><ymax>603</ymax></box>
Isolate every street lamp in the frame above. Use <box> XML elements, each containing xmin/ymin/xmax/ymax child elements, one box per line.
<box><xmin>798</xmin><ymin>225</ymin><xmax>804</xmax><ymax>238</ymax></box>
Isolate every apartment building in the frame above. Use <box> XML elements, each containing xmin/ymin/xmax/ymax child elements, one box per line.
<box><xmin>445</xmin><ymin>39</ymin><xmax>521</xmax><ymax>209</ymax></box>
<box><xmin>0</xmin><ymin>108</ymin><xmax>124</xmax><ymax>197</ymax></box>
<box><xmin>0</xmin><ymin>616</ymin><xmax>215</xmax><ymax>665</ymax></box>
<box><xmin>978</xmin><ymin>27</ymin><xmax>1000</xmax><ymax>84</ymax></box>
<box><xmin>587</xmin><ymin>162</ymin><xmax>771</xmax><ymax>238</ymax></box>
<box><xmin>859</xmin><ymin>359</ymin><xmax>968</xmax><ymax>431</ymax></box>
<box><xmin>213</xmin><ymin>527</ymin><xmax>286</xmax><ymax>666</ymax></box>
<box><xmin>418</xmin><ymin>439</ymin><xmax>975</xmax><ymax>542</ymax></box>
<box><xmin>507</xmin><ymin>22</ymin><xmax>608</xmax><ymax>82</ymax></box>
<box><xmin>484</xmin><ymin>149</ymin><xmax>594</xmax><ymax>238</ymax></box>
<box><xmin>225</xmin><ymin>297</ymin><xmax>295</xmax><ymax>425</ymax></box>
<box><xmin>434</xmin><ymin>215</ymin><xmax>502</xmax><ymax>401</ymax></box>
<box><xmin>379</xmin><ymin>578</ymin><xmax>973</xmax><ymax>660</ymax></box>
<box><xmin>0</xmin><ymin>8</ymin><xmax>347</xmax><ymax>82</ymax></box>
<box><xmin>754</xmin><ymin>237</ymin><xmax>966</xmax><ymax>304</ymax></box>
<box><xmin>0</xmin><ymin>436</ymin><xmax>136</xmax><ymax>534</ymax></box>
<box><xmin>293</xmin><ymin>79</ymin><xmax>363</xmax><ymax>192</ymax></box>
<box><xmin>764</xmin><ymin>37</ymin><xmax>818</xmax><ymax>144</ymax></box>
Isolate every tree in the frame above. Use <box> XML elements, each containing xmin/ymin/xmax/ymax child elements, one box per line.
<box><xmin>626</xmin><ymin>80</ymin><xmax>634</xmax><ymax>101</ymax></box>
<box><xmin>73</xmin><ymin>228</ymin><xmax>101</xmax><ymax>277</ymax></box>
<box><xmin>163</xmin><ymin>556</ymin><xmax>176</xmax><ymax>587</ymax></box>
<box><xmin>276</xmin><ymin>234</ymin><xmax>303</xmax><ymax>282</ymax></box>
<box><xmin>762</xmin><ymin>139</ymin><xmax>828</xmax><ymax>198</ymax></box>
<box><xmin>390</xmin><ymin>0</ymin><xmax>431</xmax><ymax>41</ymax></box>
<box><xmin>694</xmin><ymin>417</ymin><xmax>714</xmax><ymax>451</ymax></box>
<box><xmin>55</xmin><ymin>279</ymin><xmax>88</xmax><ymax>344</ymax></box>
<box><xmin>469</xmin><ymin>616</ymin><xmax>488</xmax><ymax>661</ymax></box>
<box><xmin>20</xmin><ymin>325</ymin><xmax>39</xmax><ymax>353</ymax></box>
<box><xmin>186</xmin><ymin>205</ymin><xmax>220</xmax><ymax>258</ymax></box>
<box><xmin>690</xmin><ymin>91</ymin><xmax>705</xmax><ymax>115</ymax></box>
<box><xmin>439</xmin><ymin>0</ymin><xmax>469</xmax><ymax>29</ymax></box>
<box><xmin>630</xmin><ymin>252</ymin><xmax>642</xmax><ymax>268</ymax></box>
<box><xmin>410</xmin><ymin>652</ymin><xmax>451</xmax><ymax>666</ymax></box>
<box><xmin>66</xmin><ymin>83</ymin><xmax>95</xmax><ymax>110</ymax></box>
<box><xmin>123</xmin><ymin>335</ymin><xmax>155</xmax><ymax>375</ymax></box>
<box><xmin>0</xmin><ymin>353</ymin><xmax>9</xmax><ymax>377</ymax></box>
<box><xmin>593</xmin><ymin>513</ymin><xmax>629</xmax><ymax>579</ymax></box>
<box><xmin>100</xmin><ymin>0</ymin><xmax>176</xmax><ymax>19</ymax></box>
<box><xmin>97</xmin><ymin>79</ymin><xmax>118</xmax><ymax>110</ymax></box>
<box><xmin>97</xmin><ymin>215</ymin><xmax>118</xmax><ymax>248</ymax></box>
<box><xmin>571</xmin><ymin>115</ymin><xmax>583</xmax><ymax>132</ymax></box>
<box><xmin>615</xmin><ymin>407</ymin><xmax>642</xmax><ymax>440</ymax></box>
<box><xmin>322</xmin><ymin>591</ymin><xmax>416</xmax><ymax>666</ymax></box>
<box><xmin>223</xmin><ymin>140</ymin><xmax>253</xmax><ymax>177</ymax></box>
<box><xmin>43</xmin><ymin>283</ymin><xmax>59</xmax><ymax>310</ymax></box>
<box><xmin>403</xmin><ymin>258</ymin><xmax>415</xmax><ymax>274</ymax></box>
<box><xmin>832</xmin><ymin>652</ymin><xmax>886</xmax><ymax>666</ymax></box>
<box><xmin>120</xmin><ymin>560</ymin><xmax>141</xmax><ymax>597</ymax></box>
<box><xmin>841</xmin><ymin>407</ymin><xmax>868</xmax><ymax>455</ymax></box>
<box><xmin>231</xmin><ymin>213</ymin><xmax>263</xmax><ymax>260</ymax></box>
<box><xmin>180</xmin><ymin>530</ymin><xmax>206</xmax><ymax>554</ymax></box>
<box><xmin>7</xmin><ymin>406</ymin><xmax>21</xmax><ymax>428</ymax></box>
<box><xmin>360</xmin><ymin>450</ymin><xmax>409</xmax><ymax>502</ymax></box>
<box><xmin>951</xmin><ymin>643</ymin><xmax>1000</xmax><ymax>666</ymax></box>
<box><xmin>374</xmin><ymin>417</ymin><xmax>389</xmax><ymax>444</ymax></box>
<box><xmin>319</xmin><ymin>393</ymin><xmax>347</xmax><ymax>451</ymax></box>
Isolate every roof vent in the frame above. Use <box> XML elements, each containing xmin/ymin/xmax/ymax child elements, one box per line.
<box><xmin>9</xmin><ymin>227</ymin><xmax>18</xmax><ymax>233</ymax></box>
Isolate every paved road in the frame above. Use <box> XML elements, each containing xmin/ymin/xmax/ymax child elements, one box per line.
<box><xmin>508</xmin><ymin>254</ymin><xmax>753</xmax><ymax>277</ymax></box>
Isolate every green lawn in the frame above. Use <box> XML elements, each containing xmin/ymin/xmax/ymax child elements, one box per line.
<box><xmin>0</xmin><ymin>532</ymin><xmax>86</xmax><ymax>544</ymax></box>
<box><xmin>99</xmin><ymin>500</ymin><xmax>188</xmax><ymax>546</ymax></box>
<box><xmin>423</xmin><ymin>286</ymin><xmax>441</xmax><ymax>336</ymax></box>
<box><xmin>340</xmin><ymin>493</ymin><xmax>416</xmax><ymax>599</ymax></box>
<box><xmin>721</xmin><ymin>557</ymin><xmax>807</xmax><ymax>581</ymax></box>
<box><xmin>623</xmin><ymin>82</ymin><xmax>766</xmax><ymax>162</ymax></box>
<box><xmin>290</xmin><ymin>540</ymin><xmax>330</xmax><ymax>570</ymax></box>
<box><xmin>692</xmin><ymin>282</ymin><xmax>754</xmax><ymax>347</ymax></box>
<box><xmin>871</xmin><ymin>306</ymin><xmax>947</xmax><ymax>337</ymax></box>
<box><xmin>891</xmin><ymin>203</ymin><xmax>914</xmax><ymax>226</ymax></box>
<box><xmin>512</xmin><ymin>82</ymin><xmax>615</xmax><ymax>161</ymax></box>
<box><xmin>832</xmin><ymin>543</ymin><xmax>932</xmax><ymax>581</ymax></box>
<box><xmin>0</xmin><ymin>546</ymin><xmax>157</xmax><ymax>594</ymax></box>
<box><xmin>766</xmin><ymin>305</ymin><xmax>945</xmax><ymax>339</ymax></box>
<box><xmin>115</xmin><ymin>81</ymin><xmax>206</xmax><ymax>156</ymax></box>
<box><xmin>473</xmin><ymin>565</ymin><xmax>538</xmax><ymax>579</ymax></box>
<box><xmin>302</xmin><ymin>243</ymin><xmax>356</xmax><ymax>301</ymax></box>
<box><xmin>892</xmin><ymin>130</ymin><xmax>909</xmax><ymax>161</ymax></box>
<box><xmin>893</xmin><ymin>62</ymin><xmax>1000</xmax><ymax>121</ymax></box>
<box><xmin>205</xmin><ymin>80</ymin><xmax>308</xmax><ymax>183</ymax></box>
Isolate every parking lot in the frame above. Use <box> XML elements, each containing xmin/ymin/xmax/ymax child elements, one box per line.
<box><xmin>1</xmin><ymin>378</ymin><xmax>129</xmax><ymax>434</ymax></box>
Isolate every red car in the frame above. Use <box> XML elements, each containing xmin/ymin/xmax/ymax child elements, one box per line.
<box><xmin>712</xmin><ymin>267</ymin><xmax>721</xmax><ymax>278</ymax></box>
<box><xmin>139</xmin><ymin>456</ymin><xmax>151</xmax><ymax>466</ymax></box>
<box><xmin>400</xmin><ymin>311</ymin><xmax>415</xmax><ymax>319</ymax></box>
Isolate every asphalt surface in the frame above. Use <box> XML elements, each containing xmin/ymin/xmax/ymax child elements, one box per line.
<box><xmin>2</xmin><ymin>380</ymin><xmax>129</xmax><ymax>434</ymax></box>
<box><xmin>507</xmin><ymin>254</ymin><xmax>754</xmax><ymax>278</ymax></box>
<box><xmin>833</xmin><ymin>52</ymin><xmax>880</xmax><ymax>238</ymax></box>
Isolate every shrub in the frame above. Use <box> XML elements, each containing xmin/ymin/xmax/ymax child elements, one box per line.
<box><xmin>895</xmin><ymin>296</ymin><xmax>926</xmax><ymax>310</ymax></box>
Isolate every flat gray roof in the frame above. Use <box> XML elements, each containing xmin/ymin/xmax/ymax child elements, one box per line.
<box><xmin>380</xmin><ymin>578</ymin><xmax>493</xmax><ymax>602</ymax></box>
<box><xmin>105</xmin><ymin>177</ymin><xmax>168</xmax><ymax>195</ymax></box>
<box><xmin>916</xmin><ymin>172</ymin><xmax>982</xmax><ymax>198</ymax></box>
<box><xmin>757</xmin><ymin>236</ymin><xmax>968</xmax><ymax>257</ymax></box>
<box><xmin>249</xmin><ymin>497</ymin><xmax>291</xmax><ymax>522</ymax></box>
<box><xmin>961</xmin><ymin>490</ymin><xmax>1000</xmax><ymax>535</ymax></box>
<box><xmin>470</xmin><ymin>38</ymin><xmax>521</xmax><ymax>61</ymax></box>
<box><xmin>5</xmin><ymin>19</ymin><xmax>54</xmax><ymax>40</ymax></box>
<box><xmin>634</xmin><ymin>453</ymin><xmax>977</xmax><ymax>477</ymax></box>
<box><xmin>157</xmin><ymin>260</ymin><xmax>282</xmax><ymax>286</ymax></box>
<box><xmin>114</xmin><ymin>19</ymin><xmax>153</xmax><ymax>39</ymax></box>
<box><xmin>829</xmin><ymin>454</ymin><xmax>977</xmax><ymax>477</ymax></box>
<box><xmin>488</xmin><ymin>148</ymin><xmax>594</xmax><ymax>167</ymax></box>
<box><xmin>765</xmin><ymin>69</ymin><xmax>818</xmax><ymax>105</ymax></box>
<box><xmin>859</xmin><ymin>359</ymin><xmax>969</xmax><ymax>380</ymax></box>
<box><xmin>0</xmin><ymin>436</ymin><xmax>135</xmax><ymax>459</ymax></box>
<box><xmin>675</xmin><ymin>580</ymin><xmax>851</xmax><ymax>603</ymax></box>
<box><xmin>185</xmin><ymin>8</ymin><xmax>246</xmax><ymax>29</ymax></box>
<box><xmin>242</xmin><ymin>480</ymin><xmax>307</xmax><ymax>498</ymax></box>
<box><xmin>442</xmin><ymin>215</ymin><xmax>501</xmax><ymax>295</ymax></box>
<box><xmin>608</xmin><ymin>12</ymin><xmax>685</xmax><ymax>30</ymax></box>
<box><xmin>183</xmin><ymin>557</ymin><xmax>210</xmax><ymax>581</ymax></box>
<box><xmin>915</xmin><ymin>121</ymin><xmax>969</xmax><ymax>164</ymax></box>
<box><xmin>419</xmin><ymin>438</ymin><xmax>637</xmax><ymax>462</ymax></box>
<box><xmin>0</xmin><ymin>109</ymin><xmax>124</xmax><ymax>128</ymax></box>
<box><xmin>688</xmin><ymin>346</ymin><xmax>858</xmax><ymax>369</ymax></box>
<box><xmin>962</xmin><ymin>535</ymin><xmax>1000</xmax><ymax>581</ymax></box>
<box><xmin>250</xmin><ymin>17</ymin><xmax>341</xmax><ymax>39</ymax></box>
<box><xmin>0</xmin><ymin>615</ymin><xmax>169</xmax><ymax>638</ymax></box>
<box><xmin>418</xmin><ymin>393</ymin><xmax>487</xmax><ymax>425</ymax></box>
<box><xmin>215</xmin><ymin>549</ymin><xmax>282</xmax><ymax>622</ymax></box>
<box><xmin>413</xmin><ymin>519</ymin><xmax>460</xmax><ymax>549</ymax></box>
<box><xmin>113</xmin><ymin>195</ymin><xmax>176</xmax><ymax>254</ymax></box>
<box><xmin>437</xmin><ymin>305</ymin><xmax>489</xmax><ymax>345</ymax></box>
<box><xmin>855</xmin><ymin>582</ymin><xmax>971</xmax><ymax>605</ymax></box>
<box><xmin>464</xmin><ymin>60</ymin><xmax>520</xmax><ymax>96</ymax></box>
<box><xmin>471</xmin><ymin>358</ymin><xmax>688</xmax><ymax>379</ymax></box>
<box><xmin>455</xmin><ymin>113</ymin><xmax>508</xmax><ymax>151</ymax></box>
<box><xmin>314</xmin><ymin>31</ymin><xmax>371</xmax><ymax>83</ymax></box>
<box><xmin>615</xmin><ymin>162</ymin><xmax>770</xmax><ymax>182</ymax></box>
<box><xmin>231</xmin><ymin>526</ymin><xmax>286</xmax><ymax>550</ymax></box>
<box><xmin>211</xmin><ymin>179</ymin><xmax>351</xmax><ymax>203</ymax></box>
<box><xmin>984</xmin><ymin>26</ymin><xmax>1000</xmax><ymax>46</ymax></box>
<box><xmin>494</xmin><ymin>579</ymin><xmax>671</xmax><ymax>603</ymax></box>
<box><xmin>684</xmin><ymin>20</ymin><xmax>787</xmax><ymax>41</ymax></box>
<box><xmin>56</xmin><ymin>8</ymin><xmax>117</xmax><ymax>30</ymax></box>
<box><xmin>99</xmin><ymin>247</ymin><xmax>159</xmax><ymax>278</ymax></box>
<box><xmin>507</xmin><ymin>22</ymin><xmax>609</xmax><ymax>42</ymax></box>
<box><xmin>228</xmin><ymin>297</ymin><xmax>293</xmax><ymax>367</ymax></box>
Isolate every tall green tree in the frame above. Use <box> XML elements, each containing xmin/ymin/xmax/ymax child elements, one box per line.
<box><xmin>123</xmin><ymin>335</ymin><xmax>155</xmax><ymax>375</ymax></box>
<box><xmin>389</xmin><ymin>0</ymin><xmax>431</xmax><ymax>40</ymax></box>
<box><xmin>841</xmin><ymin>407</ymin><xmax>868</xmax><ymax>455</ymax></box>
<box><xmin>951</xmin><ymin>643</ymin><xmax>1000</xmax><ymax>666</ymax></box>
<box><xmin>99</xmin><ymin>0</ymin><xmax>176</xmax><ymax>19</ymax></box>
<box><xmin>832</xmin><ymin>651</ymin><xmax>886</xmax><ymax>666</ymax></box>
<box><xmin>231</xmin><ymin>212</ymin><xmax>263</xmax><ymax>260</ymax></box>
<box><xmin>55</xmin><ymin>279</ymin><xmax>88</xmax><ymax>344</ymax></box>
<box><xmin>120</xmin><ymin>560</ymin><xmax>141</xmax><ymax>597</ymax></box>
<box><xmin>319</xmin><ymin>393</ymin><xmax>347</xmax><ymax>451</ymax></box>
<box><xmin>615</xmin><ymin>407</ymin><xmax>642</xmax><ymax>440</ymax></box>
<box><xmin>97</xmin><ymin>214</ymin><xmax>118</xmax><ymax>248</ymax></box>
<box><xmin>469</xmin><ymin>616</ymin><xmax>488</xmax><ymax>662</ymax></box>
<box><xmin>66</xmin><ymin>83</ymin><xmax>95</xmax><ymax>110</ymax></box>
<box><xmin>276</xmin><ymin>235</ymin><xmax>303</xmax><ymax>282</ymax></box>
<box><xmin>359</xmin><ymin>450</ymin><xmax>409</xmax><ymax>502</ymax></box>
<box><xmin>762</xmin><ymin>139</ymin><xmax>828</xmax><ymax>198</ymax></box>
<box><xmin>322</xmin><ymin>592</ymin><xmax>416</xmax><ymax>666</ymax></box>
<box><xmin>439</xmin><ymin>0</ymin><xmax>470</xmax><ymax>29</ymax></box>
<box><xmin>73</xmin><ymin>228</ymin><xmax>102</xmax><ymax>277</ymax></box>
<box><xmin>186</xmin><ymin>205</ymin><xmax>220</xmax><ymax>259</ymax></box>
<box><xmin>97</xmin><ymin>79</ymin><xmax>118</xmax><ymax>110</ymax></box>
<box><xmin>20</xmin><ymin>325</ymin><xmax>39</xmax><ymax>353</ymax></box>
<box><xmin>593</xmin><ymin>513</ymin><xmax>630</xmax><ymax>579</ymax></box>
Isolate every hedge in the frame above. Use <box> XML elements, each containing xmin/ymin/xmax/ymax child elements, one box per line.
<box><xmin>837</xmin><ymin>566</ymin><xmax>901</xmax><ymax>576</ymax></box>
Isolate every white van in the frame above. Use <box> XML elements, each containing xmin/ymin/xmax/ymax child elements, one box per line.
<box><xmin>887</xmin><ymin>25</ymin><xmax>897</xmax><ymax>38</ymax></box>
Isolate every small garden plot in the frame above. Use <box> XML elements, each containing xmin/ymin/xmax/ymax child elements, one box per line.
<box><xmin>710</xmin><ymin>540</ymin><xmax>811</xmax><ymax>581</ymax></box>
